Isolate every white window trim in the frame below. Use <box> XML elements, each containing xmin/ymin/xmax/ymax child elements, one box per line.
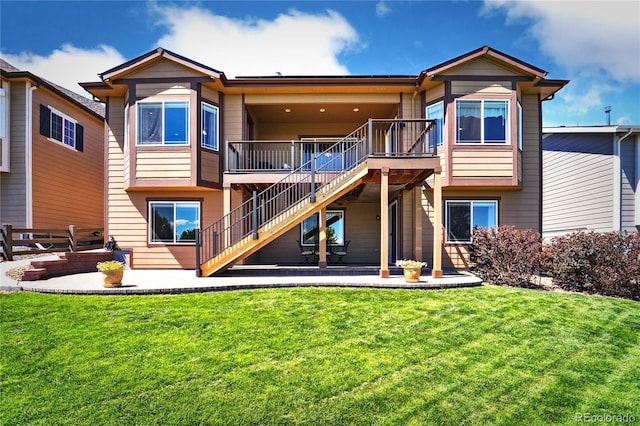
<box><xmin>136</xmin><ymin>100</ymin><xmax>190</xmax><ymax>146</ymax></box>
<box><xmin>201</xmin><ymin>102</ymin><xmax>219</xmax><ymax>151</ymax></box>
<box><xmin>47</xmin><ymin>105</ymin><xmax>78</xmax><ymax>150</ymax></box>
<box><xmin>455</xmin><ymin>99</ymin><xmax>511</xmax><ymax>145</ymax></box>
<box><xmin>445</xmin><ymin>200</ymin><xmax>498</xmax><ymax>244</ymax></box>
<box><xmin>148</xmin><ymin>201</ymin><xmax>201</xmax><ymax>245</ymax></box>
<box><xmin>426</xmin><ymin>100</ymin><xmax>444</xmax><ymax>147</ymax></box>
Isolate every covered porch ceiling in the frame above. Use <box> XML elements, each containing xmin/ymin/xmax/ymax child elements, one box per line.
<box><xmin>245</xmin><ymin>103</ymin><xmax>399</xmax><ymax>124</ymax></box>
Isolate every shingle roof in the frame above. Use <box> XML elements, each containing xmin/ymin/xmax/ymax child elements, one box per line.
<box><xmin>0</xmin><ymin>58</ymin><xmax>105</xmax><ymax>118</ymax></box>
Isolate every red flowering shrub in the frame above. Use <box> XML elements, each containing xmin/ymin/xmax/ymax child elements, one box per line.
<box><xmin>543</xmin><ymin>231</ymin><xmax>640</xmax><ymax>300</ymax></box>
<box><xmin>469</xmin><ymin>226</ymin><xmax>541</xmax><ymax>287</ymax></box>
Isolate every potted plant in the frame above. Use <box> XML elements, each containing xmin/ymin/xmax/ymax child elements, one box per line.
<box><xmin>97</xmin><ymin>260</ymin><xmax>125</xmax><ymax>287</ymax></box>
<box><xmin>396</xmin><ymin>259</ymin><xmax>427</xmax><ymax>283</ymax></box>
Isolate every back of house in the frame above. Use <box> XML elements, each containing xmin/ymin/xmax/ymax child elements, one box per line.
<box><xmin>81</xmin><ymin>46</ymin><xmax>567</xmax><ymax>276</ymax></box>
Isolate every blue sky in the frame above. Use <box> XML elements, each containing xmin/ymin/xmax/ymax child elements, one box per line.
<box><xmin>2</xmin><ymin>0</ymin><xmax>638</xmax><ymax>126</ymax></box>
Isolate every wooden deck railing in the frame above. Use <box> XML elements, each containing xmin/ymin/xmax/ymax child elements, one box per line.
<box><xmin>0</xmin><ymin>224</ymin><xmax>104</xmax><ymax>261</ymax></box>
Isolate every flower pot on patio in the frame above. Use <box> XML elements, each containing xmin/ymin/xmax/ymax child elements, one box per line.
<box><xmin>396</xmin><ymin>259</ymin><xmax>427</xmax><ymax>283</ymax></box>
<box><xmin>97</xmin><ymin>260</ymin><xmax>125</xmax><ymax>288</ymax></box>
<box><xmin>402</xmin><ymin>267</ymin><xmax>422</xmax><ymax>283</ymax></box>
<box><xmin>101</xmin><ymin>270</ymin><xmax>124</xmax><ymax>287</ymax></box>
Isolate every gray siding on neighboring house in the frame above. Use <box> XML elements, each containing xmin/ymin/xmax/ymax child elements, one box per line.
<box><xmin>620</xmin><ymin>136</ymin><xmax>637</xmax><ymax>232</ymax></box>
<box><xmin>542</xmin><ymin>133</ymin><xmax>614</xmax><ymax>237</ymax></box>
<box><xmin>0</xmin><ymin>81</ymin><xmax>28</xmax><ymax>226</ymax></box>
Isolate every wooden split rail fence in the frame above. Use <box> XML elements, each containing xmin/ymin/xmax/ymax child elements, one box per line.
<box><xmin>0</xmin><ymin>224</ymin><xmax>104</xmax><ymax>261</ymax></box>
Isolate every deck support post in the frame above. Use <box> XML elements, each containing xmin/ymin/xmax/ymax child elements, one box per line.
<box><xmin>379</xmin><ymin>168</ymin><xmax>390</xmax><ymax>278</ymax></box>
<box><xmin>318</xmin><ymin>207</ymin><xmax>327</xmax><ymax>268</ymax></box>
<box><xmin>432</xmin><ymin>171</ymin><xmax>443</xmax><ymax>278</ymax></box>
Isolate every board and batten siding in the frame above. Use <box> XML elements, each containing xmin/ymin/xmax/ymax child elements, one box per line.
<box><xmin>620</xmin><ymin>136</ymin><xmax>637</xmax><ymax>232</ymax></box>
<box><xmin>442</xmin><ymin>57</ymin><xmax>520</xmax><ymax>77</ymax></box>
<box><xmin>126</xmin><ymin>60</ymin><xmax>205</xmax><ymax>80</ymax></box>
<box><xmin>0</xmin><ymin>81</ymin><xmax>27</xmax><ymax>226</ymax></box>
<box><xmin>542</xmin><ymin>132</ymin><xmax>614</xmax><ymax>237</ymax></box>
<box><xmin>31</xmin><ymin>88</ymin><xmax>104</xmax><ymax>228</ymax></box>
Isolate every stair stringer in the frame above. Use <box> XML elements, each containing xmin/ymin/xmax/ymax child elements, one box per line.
<box><xmin>200</xmin><ymin>162</ymin><xmax>369</xmax><ymax>276</ymax></box>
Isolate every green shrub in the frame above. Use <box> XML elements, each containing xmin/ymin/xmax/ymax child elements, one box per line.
<box><xmin>469</xmin><ymin>226</ymin><xmax>541</xmax><ymax>287</ymax></box>
<box><xmin>542</xmin><ymin>231</ymin><xmax>640</xmax><ymax>300</ymax></box>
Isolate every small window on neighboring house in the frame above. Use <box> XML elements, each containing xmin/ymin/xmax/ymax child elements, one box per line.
<box><xmin>426</xmin><ymin>101</ymin><xmax>444</xmax><ymax>148</ymax></box>
<box><xmin>301</xmin><ymin>210</ymin><xmax>345</xmax><ymax>245</ymax></box>
<box><xmin>39</xmin><ymin>105</ymin><xmax>84</xmax><ymax>151</ymax></box>
<box><xmin>137</xmin><ymin>101</ymin><xmax>189</xmax><ymax>145</ymax></box>
<box><xmin>201</xmin><ymin>102</ymin><xmax>219</xmax><ymax>150</ymax></box>
<box><xmin>445</xmin><ymin>200</ymin><xmax>498</xmax><ymax>243</ymax></box>
<box><xmin>456</xmin><ymin>99</ymin><xmax>509</xmax><ymax>144</ymax></box>
<box><xmin>149</xmin><ymin>201</ymin><xmax>200</xmax><ymax>244</ymax></box>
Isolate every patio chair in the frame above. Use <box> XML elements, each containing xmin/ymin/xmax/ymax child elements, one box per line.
<box><xmin>332</xmin><ymin>240</ymin><xmax>350</xmax><ymax>263</ymax></box>
<box><xmin>297</xmin><ymin>240</ymin><xmax>315</xmax><ymax>263</ymax></box>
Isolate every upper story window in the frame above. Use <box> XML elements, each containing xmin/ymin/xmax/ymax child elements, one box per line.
<box><xmin>201</xmin><ymin>102</ymin><xmax>219</xmax><ymax>151</ymax></box>
<box><xmin>456</xmin><ymin>99</ymin><xmax>509</xmax><ymax>144</ymax></box>
<box><xmin>39</xmin><ymin>105</ymin><xmax>83</xmax><ymax>151</ymax></box>
<box><xmin>446</xmin><ymin>200</ymin><xmax>498</xmax><ymax>244</ymax></box>
<box><xmin>426</xmin><ymin>101</ymin><xmax>444</xmax><ymax>148</ymax></box>
<box><xmin>137</xmin><ymin>101</ymin><xmax>189</xmax><ymax>145</ymax></box>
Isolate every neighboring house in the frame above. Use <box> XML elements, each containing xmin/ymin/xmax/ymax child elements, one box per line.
<box><xmin>0</xmin><ymin>59</ymin><xmax>105</xmax><ymax>232</ymax></box>
<box><xmin>542</xmin><ymin>126</ymin><xmax>640</xmax><ymax>239</ymax></box>
<box><xmin>81</xmin><ymin>46</ymin><xmax>566</xmax><ymax>277</ymax></box>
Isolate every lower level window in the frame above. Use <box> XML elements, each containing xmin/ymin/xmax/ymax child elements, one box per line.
<box><xmin>301</xmin><ymin>210</ymin><xmax>344</xmax><ymax>245</ymax></box>
<box><xmin>445</xmin><ymin>200</ymin><xmax>497</xmax><ymax>243</ymax></box>
<box><xmin>149</xmin><ymin>201</ymin><xmax>200</xmax><ymax>244</ymax></box>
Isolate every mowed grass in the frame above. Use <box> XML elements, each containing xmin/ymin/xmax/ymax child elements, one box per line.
<box><xmin>1</xmin><ymin>286</ymin><xmax>639</xmax><ymax>425</ymax></box>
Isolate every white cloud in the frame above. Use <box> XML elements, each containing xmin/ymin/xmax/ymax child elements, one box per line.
<box><xmin>150</xmin><ymin>4</ymin><xmax>361</xmax><ymax>77</ymax></box>
<box><xmin>1</xmin><ymin>44</ymin><xmax>125</xmax><ymax>96</ymax></box>
<box><xmin>483</xmin><ymin>0</ymin><xmax>639</xmax><ymax>83</ymax></box>
<box><xmin>376</xmin><ymin>1</ymin><xmax>392</xmax><ymax>17</ymax></box>
<box><xmin>483</xmin><ymin>0</ymin><xmax>640</xmax><ymax>125</ymax></box>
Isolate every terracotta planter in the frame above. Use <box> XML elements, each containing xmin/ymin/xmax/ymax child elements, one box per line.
<box><xmin>403</xmin><ymin>267</ymin><xmax>422</xmax><ymax>283</ymax></box>
<box><xmin>102</xmin><ymin>270</ymin><xmax>124</xmax><ymax>287</ymax></box>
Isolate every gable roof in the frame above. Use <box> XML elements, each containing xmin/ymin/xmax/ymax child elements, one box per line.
<box><xmin>82</xmin><ymin>45</ymin><xmax>567</xmax><ymax>100</ymax></box>
<box><xmin>99</xmin><ymin>47</ymin><xmax>223</xmax><ymax>81</ymax></box>
<box><xmin>0</xmin><ymin>58</ymin><xmax>105</xmax><ymax>119</ymax></box>
<box><xmin>420</xmin><ymin>45</ymin><xmax>548</xmax><ymax>80</ymax></box>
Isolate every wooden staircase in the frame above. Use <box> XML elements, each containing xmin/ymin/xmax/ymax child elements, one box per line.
<box><xmin>199</xmin><ymin>162</ymin><xmax>368</xmax><ymax>276</ymax></box>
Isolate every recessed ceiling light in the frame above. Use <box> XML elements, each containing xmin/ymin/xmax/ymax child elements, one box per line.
<box><xmin>319</xmin><ymin>108</ymin><xmax>326</xmax><ymax>113</ymax></box>
<box><xmin>353</xmin><ymin>108</ymin><xmax>360</xmax><ymax>112</ymax></box>
<box><xmin>285</xmin><ymin>108</ymin><xmax>291</xmax><ymax>113</ymax></box>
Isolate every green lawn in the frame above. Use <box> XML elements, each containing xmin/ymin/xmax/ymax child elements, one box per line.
<box><xmin>1</xmin><ymin>286</ymin><xmax>639</xmax><ymax>425</ymax></box>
